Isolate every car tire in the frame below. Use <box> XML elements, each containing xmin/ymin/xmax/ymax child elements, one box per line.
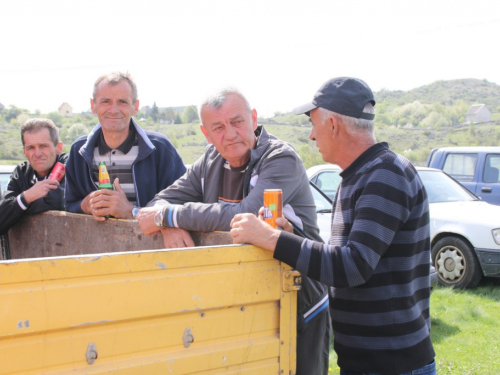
<box><xmin>431</xmin><ymin>236</ymin><xmax>482</xmax><ymax>289</ymax></box>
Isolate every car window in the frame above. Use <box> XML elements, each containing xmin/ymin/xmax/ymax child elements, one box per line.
<box><xmin>309</xmin><ymin>182</ymin><xmax>332</xmax><ymax>211</ymax></box>
<box><xmin>0</xmin><ymin>173</ymin><xmax>11</xmax><ymax>195</ymax></box>
<box><xmin>483</xmin><ymin>154</ymin><xmax>500</xmax><ymax>183</ymax></box>
<box><xmin>316</xmin><ymin>171</ymin><xmax>341</xmax><ymax>190</ymax></box>
<box><xmin>419</xmin><ymin>170</ymin><xmax>477</xmax><ymax>203</ymax></box>
<box><xmin>442</xmin><ymin>153</ymin><xmax>477</xmax><ymax>182</ymax></box>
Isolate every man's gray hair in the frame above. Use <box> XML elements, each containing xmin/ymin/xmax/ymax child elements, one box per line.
<box><xmin>319</xmin><ymin>103</ymin><xmax>376</xmax><ymax>141</ymax></box>
<box><xmin>199</xmin><ymin>88</ymin><xmax>251</xmax><ymax>122</ymax></box>
<box><xmin>21</xmin><ymin>118</ymin><xmax>59</xmax><ymax>146</ymax></box>
<box><xmin>93</xmin><ymin>71</ymin><xmax>138</xmax><ymax>103</ymax></box>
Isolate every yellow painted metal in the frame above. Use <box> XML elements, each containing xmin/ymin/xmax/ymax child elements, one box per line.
<box><xmin>0</xmin><ymin>244</ymin><xmax>297</xmax><ymax>374</ymax></box>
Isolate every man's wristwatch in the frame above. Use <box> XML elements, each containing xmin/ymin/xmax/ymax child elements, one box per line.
<box><xmin>132</xmin><ymin>206</ymin><xmax>140</xmax><ymax>219</ymax></box>
<box><xmin>154</xmin><ymin>207</ymin><xmax>165</xmax><ymax>228</ymax></box>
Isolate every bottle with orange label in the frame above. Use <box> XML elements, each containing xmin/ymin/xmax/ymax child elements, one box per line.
<box><xmin>98</xmin><ymin>162</ymin><xmax>113</xmax><ymax>190</ymax></box>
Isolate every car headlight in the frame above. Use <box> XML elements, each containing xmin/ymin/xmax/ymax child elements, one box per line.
<box><xmin>492</xmin><ymin>229</ymin><xmax>500</xmax><ymax>245</ymax></box>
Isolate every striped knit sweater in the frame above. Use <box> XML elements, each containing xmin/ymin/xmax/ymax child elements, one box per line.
<box><xmin>275</xmin><ymin>142</ymin><xmax>435</xmax><ymax>374</ymax></box>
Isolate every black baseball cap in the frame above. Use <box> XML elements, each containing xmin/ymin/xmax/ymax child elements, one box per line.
<box><xmin>293</xmin><ymin>77</ymin><xmax>376</xmax><ymax>120</ymax></box>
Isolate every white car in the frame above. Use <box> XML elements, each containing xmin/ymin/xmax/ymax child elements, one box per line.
<box><xmin>309</xmin><ymin>181</ymin><xmax>333</xmax><ymax>243</ymax></box>
<box><xmin>306</xmin><ymin>164</ymin><xmax>342</xmax><ymax>201</ymax></box>
<box><xmin>307</xmin><ymin>164</ymin><xmax>500</xmax><ymax>288</ymax></box>
<box><xmin>0</xmin><ymin>165</ymin><xmax>15</xmax><ymax>195</ymax></box>
<box><xmin>419</xmin><ymin>167</ymin><xmax>500</xmax><ymax>288</ymax></box>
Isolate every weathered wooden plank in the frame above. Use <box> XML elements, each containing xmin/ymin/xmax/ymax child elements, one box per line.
<box><xmin>6</xmin><ymin>211</ymin><xmax>232</xmax><ymax>260</ymax></box>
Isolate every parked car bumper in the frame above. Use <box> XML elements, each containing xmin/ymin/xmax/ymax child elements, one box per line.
<box><xmin>475</xmin><ymin>248</ymin><xmax>500</xmax><ymax>277</ymax></box>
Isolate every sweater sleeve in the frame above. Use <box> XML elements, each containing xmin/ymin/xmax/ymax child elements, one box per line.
<box><xmin>274</xmin><ymin>163</ymin><xmax>420</xmax><ymax>288</ymax></box>
<box><xmin>175</xmin><ymin>150</ymin><xmax>307</xmax><ymax>232</ymax></box>
<box><xmin>273</xmin><ymin>231</ymin><xmax>305</xmax><ymax>269</ymax></box>
<box><xmin>0</xmin><ymin>175</ymin><xmax>26</xmax><ymax>235</ymax></box>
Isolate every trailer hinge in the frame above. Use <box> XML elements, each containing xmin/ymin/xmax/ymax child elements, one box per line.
<box><xmin>282</xmin><ymin>270</ymin><xmax>302</xmax><ymax>292</ymax></box>
<box><xmin>183</xmin><ymin>327</ymin><xmax>194</xmax><ymax>348</ymax></box>
<box><xmin>86</xmin><ymin>342</ymin><xmax>98</xmax><ymax>365</ymax></box>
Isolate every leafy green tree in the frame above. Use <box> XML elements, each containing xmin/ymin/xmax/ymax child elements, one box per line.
<box><xmin>298</xmin><ymin>143</ymin><xmax>324</xmax><ymax>169</ymax></box>
<box><xmin>174</xmin><ymin>113</ymin><xmax>182</xmax><ymax>124</ymax></box>
<box><xmin>4</xmin><ymin>106</ymin><xmax>23</xmax><ymax>122</ymax></box>
<box><xmin>46</xmin><ymin>112</ymin><xmax>64</xmax><ymax>127</ymax></box>
<box><xmin>181</xmin><ymin>105</ymin><xmax>199</xmax><ymax>123</ymax></box>
<box><xmin>468</xmin><ymin>123</ymin><xmax>476</xmax><ymax>138</ymax></box>
<box><xmin>151</xmin><ymin>102</ymin><xmax>159</xmax><ymax>123</ymax></box>
<box><xmin>67</xmin><ymin>123</ymin><xmax>89</xmax><ymax>143</ymax></box>
<box><xmin>420</xmin><ymin>111</ymin><xmax>450</xmax><ymax>128</ymax></box>
<box><xmin>14</xmin><ymin>113</ymin><xmax>31</xmax><ymax>126</ymax></box>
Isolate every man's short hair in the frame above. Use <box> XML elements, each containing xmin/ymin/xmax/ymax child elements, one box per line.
<box><xmin>199</xmin><ymin>88</ymin><xmax>251</xmax><ymax>122</ymax></box>
<box><xmin>93</xmin><ymin>71</ymin><xmax>138</xmax><ymax>103</ymax></box>
<box><xmin>21</xmin><ymin>118</ymin><xmax>59</xmax><ymax>146</ymax></box>
<box><xmin>319</xmin><ymin>103</ymin><xmax>376</xmax><ymax>140</ymax></box>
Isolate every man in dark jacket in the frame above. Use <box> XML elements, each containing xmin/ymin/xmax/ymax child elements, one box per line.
<box><xmin>65</xmin><ymin>72</ymin><xmax>186</xmax><ymax>221</ymax></box>
<box><xmin>0</xmin><ymin>118</ymin><xmax>67</xmax><ymax>235</ymax></box>
<box><xmin>137</xmin><ymin>88</ymin><xmax>331</xmax><ymax>375</ymax></box>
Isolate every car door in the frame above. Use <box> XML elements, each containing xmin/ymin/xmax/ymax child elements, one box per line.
<box><xmin>475</xmin><ymin>153</ymin><xmax>500</xmax><ymax>205</ymax></box>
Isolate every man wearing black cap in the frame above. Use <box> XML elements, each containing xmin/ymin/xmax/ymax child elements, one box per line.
<box><xmin>230</xmin><ymin>77</ymin><xmax>436</xmax><ymax>374</ymax></box>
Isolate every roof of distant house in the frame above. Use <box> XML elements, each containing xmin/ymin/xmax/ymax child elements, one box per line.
<box><xmin>466</xmin><ymin>104</ymin><xmax>489</xmax><ymax>116</ymax></box>
<box><xmin>58</xmin><ymin>102</ymin><xmax>72</xmax><ymax>110</ymax></box>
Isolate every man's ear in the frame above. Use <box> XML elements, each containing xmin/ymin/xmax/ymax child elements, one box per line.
<box><xmin>251</xmin><ymin>109</ymin><xmax>258</xmax><ymax>131</ymax></box>
<box><xmin>133</xmin><ymin>100</ymin><xmax>140</xmax><ymax>115</ymax></box>
<box><xmin>56</xmin><ymin>142</ymin><xmax>63</xmax><ymax>155</ymax></box>
<box><xmin>329</xmin><ymin>116</ymin><xmax>338</xmax><ymax>135</ymax></box>
<box><xmin>90</xmin><ymin>98</ymin><xmax>96</xmax><ymax>114</ymax></box>
<box><xmin>200</xmin><ymin>125</ymin><xmax>213</xmax><ymax>144</ymax></box>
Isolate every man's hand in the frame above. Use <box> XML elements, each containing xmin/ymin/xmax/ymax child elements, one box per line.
<box><xmin>230</xmin><ymin>212</ymin><xmax>281</xmax><ymax>252</ymax></box>
<box><xmin>136</xmin><ymin>206</ymin><xmax>161</xmax><ymax>235</ymax></box>
<box><xmin>81</xmin><ymin>178</ymin><xmax>134</xmax><ymax>221</ymax></box>
<box><xmin>23</xmin><ymin>179</ymin><xmax>60</xmax><ymax>204</ymax></box>
<box><xmin>136</xmin><ymin>207</ymin><xmax>195</xmax><ymax>248</ymax></box>
<box><xmin>256</xmin><ymin>207</ymin><xmax>294</xmax><ymax>233</ymax></box>
<box><xmin>160</xmin><ymin>227</ymin><xmax>195</xmax><ymax>248</ymax></box>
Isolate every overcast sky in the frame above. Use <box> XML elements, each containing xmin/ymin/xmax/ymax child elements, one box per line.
<box><xmin>1</xmin><ymin>0</ymin><xmax>499</xmax><ymax>117</ymax></box>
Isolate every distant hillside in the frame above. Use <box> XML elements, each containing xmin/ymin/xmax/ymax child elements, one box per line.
<box><xmin>268</xmin><ymin>78</ymin><xmax>500</xmax><ymax>129</ymax></box>
<box><xmin>377</xmin><ymin>78</ymin><xmax>500</xmax><ymax>110</ymax></box>
<box><xmin>2</xmin><ymin>79</ymin><xmax>500</xmax><ymax>168</ymax></box>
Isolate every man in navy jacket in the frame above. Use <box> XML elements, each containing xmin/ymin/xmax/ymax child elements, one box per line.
<box><xmin>65</xmin><ymin>72</ymin><xmax>185</xmax><ymax>220</ymax></box>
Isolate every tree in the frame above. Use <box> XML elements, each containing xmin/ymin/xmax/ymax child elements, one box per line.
<box><xmin>14</xmin><ymin>113</ymin><xmax>30</xmax><ymax>126</ymax></box>
<box><xmin>174</xmin><ymin>113</ymin><xmax>182</xmax><ymax>124</ymax></box>
<box><xmin>151</xmin><ymin>102</ymin><xmax>159</xmax><ymax>123</ymax></box>
<box><xmin>47</xmin><ymin>112</ymin><xmax>64</xmax><ymax>127</ymax></box>
<box><xmin>163</xmin><ymin>108</ymin><xmax>176</xmax><ymax>123</ymax></box>
<box><xmin>4</xmin><ymin>106</ymin><xmax>23</xmax><ymax>122</ymax></box>
<box><xmin>67</xmin><ymin>123</ymin><xmax>89</xmax><ymax>143</ymax></box>
<box><xmin>181</xmin><ymin>105</ymin><xmax>199</xmax><ymax>123</ymax></box>
<box><xmin>298</xmin><ymin>144</ymin><xmax>324</xmax><ymax>169</ymax></box>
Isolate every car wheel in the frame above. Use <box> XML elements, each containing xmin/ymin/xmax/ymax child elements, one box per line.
<box><xmin>431</xmin><ymin>237</ymin><xmax>482</xmax><ymax>289</ymax></box>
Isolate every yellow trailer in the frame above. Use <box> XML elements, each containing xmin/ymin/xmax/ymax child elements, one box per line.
<box><xmin>0</xmin><ymin>212</ymin><xmax>299</xmax><ymax>374</ymax></box>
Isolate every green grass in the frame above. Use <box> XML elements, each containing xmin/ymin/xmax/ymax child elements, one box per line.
<box><xmin>327</xmin><ymin>278</ymin><xmax>500</xmax><ymax>374</ymax></box>
<box><xmin>0</xmin><ymin>160</ymin><xmax>21</xmax><ymax>165</ymax></box>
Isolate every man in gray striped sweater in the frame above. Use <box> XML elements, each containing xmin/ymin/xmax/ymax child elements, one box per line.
<box><xmin>230</xmin><ymin>77</ymin><xmax>436</xmax><ymax>375</ymax></box>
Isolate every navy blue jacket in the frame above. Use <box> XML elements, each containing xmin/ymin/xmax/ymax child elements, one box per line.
<box><xmin>65</xmin><ymin>119</ymin><xmax>186</xmax><ymax>213</ymax></box>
